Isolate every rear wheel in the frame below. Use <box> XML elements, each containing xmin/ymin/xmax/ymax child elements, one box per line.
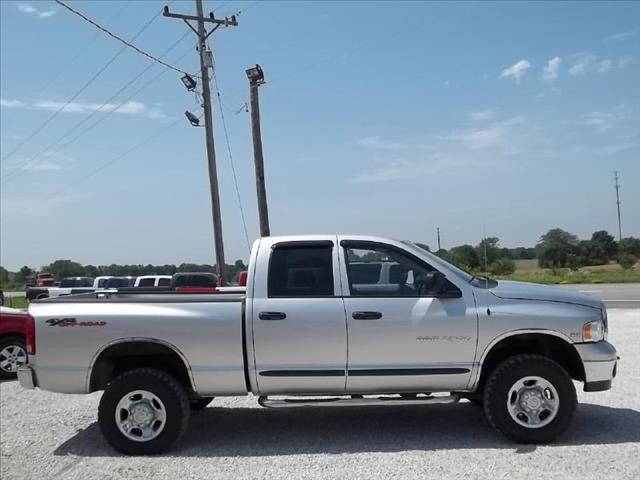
<box><xmin>0</xmin><ymin>337</ymin><xmax>27</xmax><ymax>379</ymax></box>
<box><xmin>484</xmin><ymin>354</ymin><xmax>576</xmax><ymax>443</ymax></box>
<box><xmin>98</xmin><ymin>368</ymin><xmax>190</xmax><ymax>454</ymax></box>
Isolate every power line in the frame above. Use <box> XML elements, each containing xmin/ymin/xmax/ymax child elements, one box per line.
<box><xmin>34</xmin><ymin>0</ymin><xmax>132</xmax><ymax>96</ymax></box>
<box><xmin>2</xmin><ymin>32</ymin><xmax>194</xmax><ymax>183</ymax></box>
<box><xmin>13</xmin><ymin>116</ymin><xmax>186</xmax><ymax>217</ymax></box>
<box><xmin>1</xmin><ymin>5</ymin><xmax>162</xmax><ymax>163</ymax></box>
<box><xmin>212</xmin><ymin>64</ymin><xmax>251</xmax><ymax>253</ymax></box>
<box><xmin>54</xmin><ymin>0</ymin><xmax>193</xmax><ymax>77</ymax></box>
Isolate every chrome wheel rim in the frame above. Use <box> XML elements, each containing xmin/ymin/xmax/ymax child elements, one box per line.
<box><xmin>507</xmin><ymin>376</ymin><xmax>559</xmax><ymax>429</ymax></box>
<box><xmin>115</xmin><ymin>390</ymin><xmax>166</xmax><ymax>442</ymax></box>
<box><xmin>0</xmin><ymin>345</ymin><xmax>27</xmax><ymax>373</ymax></box>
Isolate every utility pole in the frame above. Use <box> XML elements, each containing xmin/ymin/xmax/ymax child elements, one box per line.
<box><xmin>614</xmin><ymin>171</ymin><xmax>622</xmax><ymax>241</ymax></box>
<box><xmin>163</xmin><ymin>1</ymin><xmax>238</xmax><ymax>285</ymax></box>
<box><xmin>436</xmin><ymin>227</ymin><xmax>441</xmax><ymax>251</ymax></box>
<box><xmin>245</xmin><ymin>64</ymin><xmax>270</xmax><ymax>237</ymax></box>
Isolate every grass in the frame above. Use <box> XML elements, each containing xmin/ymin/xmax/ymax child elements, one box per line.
<box><xmin>2</xmin><ymin>296</ymin><xmax>28</xmax><ymax>309</ymax></box>
<box><xmin>497</xmin><ymin>268</ymin><xmax>640</xmax><ymax>285</ymax></box>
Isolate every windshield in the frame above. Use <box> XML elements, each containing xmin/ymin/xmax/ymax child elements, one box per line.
<box><xmin>402</xmin><ymin>241</ymin><xmax>474</xmax><ymax>283</ymax></box>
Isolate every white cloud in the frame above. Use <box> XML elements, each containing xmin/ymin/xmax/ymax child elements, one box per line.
<box><xmin>17</xmin><ymin>2</ymin><xmax>56</xmax><ymax>19</ymax></box>
<box><xmin>568</xmin><ymin>53</ymin><xmax>624</xmax><ymax>76</ymax></box>
<box><xmin>23</xmin><ymin>161</ymin><xmax>62</xmax><ymax>171</ymax></box>
<box><xmin>356</xmin><ymin>136</ymin><xmax>380</xmax><ymax>147</ymax></box>
<box><xmin>603</xmin><ymin>28</ymin><xmax>639</xmax><ymax>43</ymax></box>
<box><xmin>597</xmin><ymin>59</ymin><xmax>613</xmax><ymax>73</ymax></box>
<box><xmin>0</xmin><ymin>98</ymin><xmax>164</xmax><ymax>119</ymax></box>
<box><xmin>618</xmin><ymin>56</ymin><xmax>632</xmax><ymax>69</ymax></box>
<box><xmin>0</xmin><ymin>99</ymin><xmax>25</xmax><ymax>108</ymax></box>
<box><xmin>500</xmin><ymin>60</ymin><xmax>531</xmax><ymax>84</ymax></box>
<box><xmin>542</xmin><ymin>57</ymin><xmax>562</xmax><ymax>81</ymax></box>
<box><xmin>581</xmin><ymin>109</ymin><xmax>629</xmax><ymax>132</ymax></box>
<box><xmin>443</xmin><ymin>80</ymin><xmax>451</xmax><ymax>88</ymax></box>
<box><xmin>469</xmin><ymin>110</ymin><xmax>495</xmax><ymax>121</ymax></box>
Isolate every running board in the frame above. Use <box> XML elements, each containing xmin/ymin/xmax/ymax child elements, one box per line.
<box><xmin>258</xmin><ymin>394</ymin><xmax>459</xmax><ymax>409</ymax></box>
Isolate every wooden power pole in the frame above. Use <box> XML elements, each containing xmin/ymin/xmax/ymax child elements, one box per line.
<box><xmin>246</xmin><ymin>64</ymin><xmax>270</xmax><ymax>237</ymax></box>
<box><xmin>163</xmin><ymin>1</ymin><xmax>238</xmax><ymax>285</ymax></box>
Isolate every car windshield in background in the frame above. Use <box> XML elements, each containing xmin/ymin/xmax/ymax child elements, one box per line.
<box><xmin>59</xmin><ymin>278</ymin><xmax>93</xmax><ymax>288</ymax></box>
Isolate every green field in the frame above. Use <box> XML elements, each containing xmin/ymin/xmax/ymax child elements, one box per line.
<box><xmin>499</xmin><ymin>260</ymin><xmax>640</xmax><ymax>284</ymax></box>
<box><xmin>2</xmin><ymin>296</ymin><xmax>27</xmax><ymax>309</ymax></box>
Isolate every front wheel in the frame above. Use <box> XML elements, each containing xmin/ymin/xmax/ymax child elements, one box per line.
<box><xmin>483</xmin><ymin>354</ymin><xmax>576</xmax><ymax>443</ymax></box>
<box><xmin>98</xmin><ymin>368</ymin><xmax>190</xmax><ymax>454</ymax></box>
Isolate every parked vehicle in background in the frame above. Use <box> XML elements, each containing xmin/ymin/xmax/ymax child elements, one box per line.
<box><xmin>27</xmin><ymin>273</ymin><xmax>55</xmax><ymax>288</ymax></box>
<box><xmin>94</xmin><ymin>276</ymin><xmax>113</xmax><ymax>289</ymax></box>
<box><xmin>0</xmin><ymin>307</ymin><xmax>30</xmax><ymax>379</ymax></box>
<box><xmin>18</xmin><ymin>235</ymin><xmax>617</xmax><ymax>454</ymax></box>
<box><xmin>134</xmin><ymin>276</ymin><xmax>172</xmax><ymax>288</ymax></box>
<box><xmin>171</xmin><ymin>272</ymin><xmax>217</xmax><ymax>292</ymax></box>
<box><xmin>103</xmin><ymin>277</ymin><xmax>136</xmax><ymax>289</ymax></box>
<box><xmin>26</xmin><ymin>277</ymin><xmax>95</xmax><ymax>301</ymax></box>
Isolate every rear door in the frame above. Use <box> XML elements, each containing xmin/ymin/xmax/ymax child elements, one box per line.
<box><xmin>250</xmin><ymin>237</ymin><xmax>348</xmax><ymax>394</ymax></box>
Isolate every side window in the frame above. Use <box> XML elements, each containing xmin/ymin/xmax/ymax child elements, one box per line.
<box><xmin>138</xmin><ymin>278</ymin><xmax>156</xmax><ymax>287</ymax></box>
<box><xmin>345</xmin><ymin>244</ymin><xmax>434</xmax><ymax>297</ymax></box>
<box><xmin>158</xmin><ymin>278</ymin><xmax>171</xmax><ymax>287</ymax></box>
<box><xmin>268</xmin><ymin>244</ymin><xmax>334</xmax><ymax>297</ymax></box>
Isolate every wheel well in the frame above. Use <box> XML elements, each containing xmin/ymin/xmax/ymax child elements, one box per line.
<box><xmin>476</xmin><ymin>333</ymin><xmax>584</xmax><ymax>393</ymax></box>
<box><xmin>89</xmin><ymin>341</ymin><xmax>194</xmax><ymax>393</ymax></box>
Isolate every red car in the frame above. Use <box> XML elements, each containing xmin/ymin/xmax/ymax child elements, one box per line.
<box><xmin>0</xmin><ymin>307</ymin><xmax>32</xmax><ymax>379</ymax></box>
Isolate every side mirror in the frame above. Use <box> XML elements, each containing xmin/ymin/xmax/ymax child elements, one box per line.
<box><xmin>418</xmin><ymin>271</ymin><xmax>447</xmax><ymax>296</ymax></box>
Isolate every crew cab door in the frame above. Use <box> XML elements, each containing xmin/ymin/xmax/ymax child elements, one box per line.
<box><xmin>339</xmin><ymin>239</ymin><xmax>478</xmax><ymax>393</ymax></box>
<box><xmin>250</xmin><ymin>237</ymin><xmax>347</xmax><ymax>394</ymax></box>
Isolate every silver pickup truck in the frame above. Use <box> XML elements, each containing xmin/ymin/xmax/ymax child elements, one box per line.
<box><xmin>18</xmin><ymin>235</ymin><xmax>618</xmax><ymax>454</ymax></box>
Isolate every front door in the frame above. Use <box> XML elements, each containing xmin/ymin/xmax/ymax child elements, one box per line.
<box><xmin>251</xmin><ymin>237</ymin><xmax>348</xmax><ymax>394</ymax></box>
<box><xmin>339</xmin><ymin>239</ymin><xmax>478</xmax><ymax>393</ymax></box>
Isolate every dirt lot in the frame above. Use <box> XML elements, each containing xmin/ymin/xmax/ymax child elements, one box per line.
<box><xmin>1</xmin><ymin>309</ymin><xmax>639</xmax><ymax>480</ymax></box>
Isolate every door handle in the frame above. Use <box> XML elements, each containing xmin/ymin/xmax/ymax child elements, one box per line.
<box><xmin>352</xmin><ymin>311</ymin><xmax>383</xmax><ymax>320</ymax></box>
<box><xmin>259</xmin><ymin>311</ymin><xmax>287</xmax><ymax>320</ymax></box>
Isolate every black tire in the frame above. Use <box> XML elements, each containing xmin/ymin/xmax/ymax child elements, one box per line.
<box><xmin>484</xmin><ymin>354</ymin><xmax>576</xmax><ymax>444</ymax></box>
<box><xmin>98</xmin><ymin>368</ymin><xmax>190</xmax><ymax>455</ymax></box>
<box><xmin>190</xmin><ymin>397</ymin><xmax>214</xmax><ymax>411</ymax></box>
<box><xmin>0</xmin><ymin>336</ymin><xmax>27</xmax><ymax>380</ymax></box>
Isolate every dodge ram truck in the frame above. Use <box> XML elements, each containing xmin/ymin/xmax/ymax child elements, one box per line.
<box><xmin>18</xmin><ymin>235</ymin><xmax>618</xmax><ymax>455</ymax></box>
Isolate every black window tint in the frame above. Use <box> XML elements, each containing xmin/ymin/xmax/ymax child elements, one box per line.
<box><xmin>138</xmin><ymin>278</ymin><xmax>156</xmax><ymax>287</ymax></box>
<box><xmin>349</xmin><ymin>263</ymin><xmax>382</xmax><ymax>284</ymax></box>
<box><xmin>268</xmin><ymin>245</ymin><xmax>334</xmax><ymax>297</ymax></box>
<box><xmin>158</xmin><ymin>278</ymin><xmax>171</xmax><ymax>287</ymax></box>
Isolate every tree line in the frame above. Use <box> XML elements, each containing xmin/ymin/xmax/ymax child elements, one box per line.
<box><xmin>431</xmin><ymin>229</ymin><xmax>640</xmax><ymax>275</ymax></box>
<box><xmin>0</xmin><ymin>259</ymin><xmax>248</xmax><ymax>288</ymax></box>
<box><xmin>1</xmin><ymin>229</ymin><xmax>638</xmax><ymax>288</ymax></box>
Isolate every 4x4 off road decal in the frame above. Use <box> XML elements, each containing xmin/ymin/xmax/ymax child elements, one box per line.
<box><xmin>45</xmin><ymin>318</ymin><xmax>106</xmax><ymax>327</ymax></box>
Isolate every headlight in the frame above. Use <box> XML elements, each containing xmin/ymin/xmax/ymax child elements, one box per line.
<box><xmin>583</xmin><ymin>320</ymin><xmax>605</xmax><ymax>342</ymax></box>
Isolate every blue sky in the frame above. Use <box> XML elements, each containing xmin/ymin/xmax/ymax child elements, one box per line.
<box><xmin>1</xmin><ymin>0</ymin><xmax>639</xmax><ymax>270</ymax></box>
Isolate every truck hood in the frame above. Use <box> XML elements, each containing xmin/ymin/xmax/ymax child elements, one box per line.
<box><xmin>490</xmin><ymin>280</ymin><xmax>603</xmax><ymax>309</ymax></box>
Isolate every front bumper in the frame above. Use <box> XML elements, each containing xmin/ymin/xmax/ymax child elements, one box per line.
<box><xmin>574</xmin><ymin>341</ymin><xmax>618</xmax><ymax>392</ymax></box>
<box><xmin>17</xmin><ymin>365</ymin><xmax>36</xmax><ymax>390</ymax></box>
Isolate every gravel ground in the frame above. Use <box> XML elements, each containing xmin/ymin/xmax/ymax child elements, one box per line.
<box><xmin>1</xmin><ymin>309</ymin><xmax>639</xmax><ymax>480</ymax></box>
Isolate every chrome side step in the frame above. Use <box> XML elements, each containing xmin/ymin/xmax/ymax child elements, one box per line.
<box><xmin>258</xmin><ymin>394</ymin><xmax>460</xmax><ymax>409</ymax></box>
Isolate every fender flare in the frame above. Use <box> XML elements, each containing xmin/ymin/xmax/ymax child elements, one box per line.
<box><xmin>85</xmin><ymin>337</ymin><xmax>196</xmax><ymax>392</ymax></box>
<box><xmin>468</xmin><ymin>328</ymin><xmax>576</xmax><ymax>390</ymax></box>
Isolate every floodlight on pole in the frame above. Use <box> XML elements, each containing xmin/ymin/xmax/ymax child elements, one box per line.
<box><xmin>185</xmin><ymin>110</ymin><xmax>201</xmax><ymax>126</ymax></box>
<box><xmin>181</xmin><ymin>74</ymin><xmax>197</xmax><ymax>91</ymax></box>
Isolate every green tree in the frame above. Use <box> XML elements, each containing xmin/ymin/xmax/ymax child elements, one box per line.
<box><xmin>536</xmin><ymin>228</ymin><xmax>579</xmax><ymax>268</ymax></box>
<box><xmin>489</xmin><ymin>258</ymin><xmax>516</xmax><ymax>275</ymax></box>
<box><xmin>83</xmin><ymin>265</ymin><xmax>99</xmax><ymax>277</ymax></box>
<box><xmin>16</xmin><ymin>266</ymin><xmax>33</xmax><ymax>283</ymax></box>
<box><xmin>0</xmin><ymin>266</ymin><xmax>9</xmax><ymax>283</ymax></box>
<box><xmin>449</xmin><ymin>245</ymin><xmax>480</xmax><ymax>270</ymax></box>
<box><xmin>42</xmin><ymin>260</ymin><xmax>86</xmax><ymax>278</ymax></box>
<box><xmin>617</xmin><ymin>254</ymin><xmax>637</xmax><ymax>270</ymax></box>
<box><xmin>619</xmin><ymin>237</ymin><xmax>640</xmax><ymax>257</ymax></box>
<box><xmin>476</xmin><ymin>237</ymin><xmax>501</xmax><ymax>266</ymax></box>
<box><xmin>590</xmin><ymin>230</ymin><xmax>617</xmax><ymax>262</ymax></box>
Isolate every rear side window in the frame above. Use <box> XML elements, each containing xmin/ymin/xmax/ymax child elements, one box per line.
<box><xmin>158</xmin><ymin>278</ymin><xmax>171</xmax><ymax>287</ymax></box>
<box><xmin>138</xmin><ymin>278</ymin><xmax>156</xmax><ymax>287</ymax></box>
<box><xmin>268</xmin><ymin>244</ymin><xmax>334</xmax><ymax>297</ymax></box>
